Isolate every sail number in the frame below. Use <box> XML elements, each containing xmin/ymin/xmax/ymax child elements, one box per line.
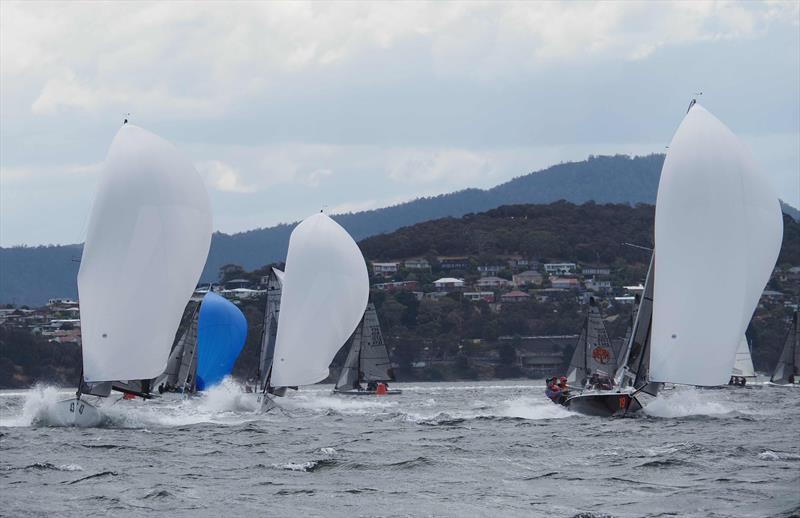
<box><xmin>69</xmin><ymin>402</ymin><xmax>85</xmax><ymax>414</ymax></box>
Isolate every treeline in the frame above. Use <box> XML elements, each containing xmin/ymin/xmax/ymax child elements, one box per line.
<box><xmin>360</xmin><ymin>202</ymin><xmax>800</xmax><ymax>268</ymax></box>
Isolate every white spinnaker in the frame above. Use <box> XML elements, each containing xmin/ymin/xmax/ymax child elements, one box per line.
<box><xmin>270</xmin><ymin>213</ymin><xmax>369</xmax><ymax>387</ymax></box>
<box><xmin>650</xmin><ymin>104</ymin><xmax>782</xmax><ymax>386</ymax></box>
<box><xmin>78</xmin><ymin>125</ymin><xmax>212</xmax><ymax>382</ymax></box>
<box><xmin>731</xmin><ymin>337</ymin><xmax>756</xmax><ymax>378</ymax></box>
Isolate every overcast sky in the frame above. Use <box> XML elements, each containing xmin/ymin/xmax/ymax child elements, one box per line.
<box><xmin>1</xmin><ymin>1</ymin><xmax>798</xmax><ymax>247</ymax></box>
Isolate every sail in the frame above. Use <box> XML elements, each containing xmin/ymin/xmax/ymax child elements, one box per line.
<box><xmin>566</xmin><ymin>298</ymin><xmax>615</xmax><ymax>386</ymax></box>
<box><xmin>359</xmin><ymin>304</ymin><xmax>394</xmax><ymax>382</ymax></box>
<box><xmin>257</xmin><ymin>268</ymin><xmax>283</xmax><ymax>390</ymax></box>
<box><xmin>771</xmin><ymin>312</ymin><xmax>799</xmax><ymax>384</ymax></box>
<box><xmin>194</xmin><ymin>292</ymin><xmax>248</xmax><ymax>391</ymax></box>
<box><xmin>156</xmin><ymin>301</ymin><xmax>201</xmax><ymax>388</ymax></box>
<box><xmin>335</xmin><ymin>326</ymin><xmax>362</xmax><ymax>390</ymax></box>
<box><xmin>731</xmin><ymin>336</ymin><xmax>756</xmax><ymax>378</ymax></box>
<box><xmin>78</xmin><ymin>125</ymin><xmax>212</xmax><ymax>382</ymax></box>
<box><xmin>615</xmin><ymin>254</ymin><xmax>658</xmax><ymax>396</ymax></box>
<box><xmin>649</xmin><ymin>104</ymin><xmax>783</xmax><ymax>386</ymax></box>
<box><xmin>270</xmin><ymin>213</ymin><xmax>369</xmax><ymax>388</ymax></box>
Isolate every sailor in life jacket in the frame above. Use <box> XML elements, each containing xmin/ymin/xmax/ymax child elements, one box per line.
<box><xmin>544</xmin><ymin>377</ymin><xmax>562</xmax><ymax>403</ymax></box>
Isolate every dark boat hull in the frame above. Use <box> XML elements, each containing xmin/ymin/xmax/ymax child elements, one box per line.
<box><xmin>563</xmin><ymin>391</ymin><xmax>642</xmax><ymax>417</ymax></box>
<box><xmin>332</xmin><ymin>389</ymin><xmax>402</xmax><ymax>396</ymax></box>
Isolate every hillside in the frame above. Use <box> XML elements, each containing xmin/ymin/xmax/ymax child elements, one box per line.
<box><xmin>2</xmin><ymin>153</ymin><xmax>797</xmax><ymax>306</ymax></box>
<box><xmin>2</xmin><ymin>201</ymin><xmax>798</xmax><ymax>387</ymax></box>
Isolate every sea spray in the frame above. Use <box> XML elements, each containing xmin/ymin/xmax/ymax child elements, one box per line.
<box><xmin>643</xmin><ymin>386</ymin><xmax>735</xmax><ymax>418</ymax></box>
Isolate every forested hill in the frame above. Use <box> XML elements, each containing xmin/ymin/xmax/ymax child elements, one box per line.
<box><xmin>359</xmin><ymin>202</ymin><xmax>800</xmax><ymax>268</ymax></box>
<box><xmin>2</xmin><ymin>153</ymin><xmax>797</xmax><ymax>306</ymax></box>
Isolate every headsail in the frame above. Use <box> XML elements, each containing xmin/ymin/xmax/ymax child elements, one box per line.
<box><xmin>566</xmin><ymin>298</ymin><xmax>615</xmax><ymax>386</ymax></box>
<box><xmin>335</xmin><ymin>327</ymin><xmax>362</xmax><ymax>390</ymax></box>
<box><xmin>270</xmin><ymin>213</ymin><xmax>369</xmax><ymax>388</ymax></box>
<box><xmin>649</xmin><ymin>104</ymin><xmax>783</xmax><ymax>386</ymax></box>
<box><xmin>771</xmin><ymin>312</ymin><xmax>799</xmax><ymax>384</ymax></box>
<box><xmin>194</xmin><ymin>292</ymin><xmax>248</xmax><ymax>391</ymax></box>
<box><xmin>78</xmin><ymin>125</ymin><xmax>212</xmax><ymax>382</ymax></box>
<box><xmin>156</xmin><ymin>301</ymin><xmax>201</xmax><ymax>389</ymax></box>
<box><xmin>257</xmin><ymin>268</ymin><xmax>283</xmax><ymax>390</ymax></box>
<box><xmin>731</xmin><ymin>336</ymin><xmax>756</xmax><ymax>378</ymax></box>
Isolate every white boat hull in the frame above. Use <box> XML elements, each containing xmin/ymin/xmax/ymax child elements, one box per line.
<box><xmin>52</xmin><ymin>398</ymin><xmax>103</xmax><ymax>427</ymax></box>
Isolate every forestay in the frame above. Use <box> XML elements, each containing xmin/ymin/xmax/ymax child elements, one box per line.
<box><xmin>195</xmin><ymin>292</ymin><xmax>248</xmax><ymax>391</ymax></box>
<box><xmin>78</xmin><ymin>125</ymin><xmax>212</xmax><ymax>382</ymax></box>
<box><xmin>270</xmin><ymin>213</ymin><xmax>369</xmax><ymax>387</ymax></box>
<box><xmin>649</xmin><ymin>104</ymin><xmax>783</xmax><ymax>386</ymax></box>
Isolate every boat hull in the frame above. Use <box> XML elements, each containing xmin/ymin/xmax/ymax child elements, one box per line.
<box><xmin>563</xmin><ymin>391</ymin><xmax>642</xmax><ymax>417</ymax></box>
<box><xmin>52</xmin><ymin>398</ymin><xmax>103</xmax><ymax>427</ymax></box>
<box><xmin>332</xmin><ymin>388</ymin><xmax>402</xmax><ymax>396</ymax></box>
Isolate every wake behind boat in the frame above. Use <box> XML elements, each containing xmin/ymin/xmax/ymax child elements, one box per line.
<box><xmin>53</xmin><ymin>123</ymin><xmax>212</xmax><ymax>426</ymax></box>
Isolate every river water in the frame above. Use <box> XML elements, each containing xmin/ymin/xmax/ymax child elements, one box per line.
<box><xmin>1</xmin><ymin>380</ymin><xmax>798</xmax><ymax>517</ymax></box>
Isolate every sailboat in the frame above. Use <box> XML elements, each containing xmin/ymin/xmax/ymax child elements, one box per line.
<box><xmin>259</xmin><ymin>212</ymin><xmax>369</xmax><ymax>404</ymax></box>
<box><xmin>253</xmin><ymin>267</ymin><xmax>283</xmax><ymax>394</ymax></box>
<box><xmin>770</xmin><ymin>311</ymin><xmax>799</xmax><ymax>386</ymax></box>
<box><xmin>558</xmin><ymin>102</ymin><xmax>783</xmax><ymax>416</ymax></box>
<box><xmin>565</xmin><ymin>297</ymin><xmax>616</xmax><ymax>390</ymax></box>
<box><xmin>333</xmin><ymin>303</ymin><xmax>401</xmax><ymax>395</ymax></box>
<box><xmin>52</xmin><ymin>123</ymin><xmax>212</xmax><ymax>426</ymax></box>
<box><xmin>728</xmin><ymin>336</ymin><xmax>756</xmax><ymax>386</ymax></box>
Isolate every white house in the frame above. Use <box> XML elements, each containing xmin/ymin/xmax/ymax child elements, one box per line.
<box><xmin>434</xmin><ymin>277</ymin><xmax>465</xmax><ymax>291</ymax></box>
<box><xmin>544</xmin><ymin>263</ymin><xmax>577</xmax><ymax>275</ymax></box>
<box><xmin>372</xmin><ymin>262</ymin><xmax>399</xmax><ymax>276</ymax></box>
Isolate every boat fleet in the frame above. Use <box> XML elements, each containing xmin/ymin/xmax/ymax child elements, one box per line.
<box><xmin>51</xmin><ymin>100</ymin><xmax>796</xmax><ymax>427</ymax></box>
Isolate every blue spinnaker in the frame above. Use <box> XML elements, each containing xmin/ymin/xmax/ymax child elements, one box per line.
<box><xmin>195</xmin><ymin>292</ymin><xmax>247</xmax><ymax>391</ymax></box>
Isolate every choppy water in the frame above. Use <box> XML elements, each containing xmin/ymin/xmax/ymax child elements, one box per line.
<box><xmin>1</xmin><ymin>380</ymin><xmax>798</xmax><ymax>518</ymax></box>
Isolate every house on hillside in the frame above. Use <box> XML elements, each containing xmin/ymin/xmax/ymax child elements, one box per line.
<box><xmin>463</xmin><ymin>291</ymin><xmax>495</xmax><ymax>303</ymax></box>
<box><xmin>404</xmin><ymin>258</ymin><xmax>431</xmax><ymax>270</ymax></box>
<box><xmin>372</xmin><ymin>280</ymin><xmax>419</xmax><ymax>292</ymax></box>
<box><xmin>476</xmin><ymin>276</ymin><xmax>511</xmax><ymax>289</ymax></box>
<box><xmin>501</xmin><ymin>290</ymin><xmax>531</xmax><ymax>303</ymax></box>
<box><xmin>438</xmin><ymin>257</ymin><xmax>469</xmax><ymax>271</ymax></box>
<box><xmin>513</xmin><ymin>270</ymin><xmax>543</xmax><ymax>286</ymax></box>
<box><xmin>550</xmin><ymin>277</ymin><xmax>580</xmax><ymax>290</ymax></box>
<box><xmin>225</xmin><ymin>278</ymin><xmax>251</xmax><ymax>290</ymax></box>
<box><xmin>372</xmin><ymin>262</ymin><xmax>399</xmax><ymax>276</ymax></box>
<box><xmin>434</xmin><ymin>277</ymin><xmax>465</xmax><ymax>291</ymax></box>
<box><xmin>584</xmin><ymin>278</ymin><xmax>612</xmax><ymax>292</ymax></box>
<box><xmin>544</xmin><ymin>262</ymin><xmax>577</xmax><ymax>275</ymax></box>
<box><xmin>477</xmin><ymin>265</ymin><xmax>504</xmax><ymax>277</ymax></box>
<box><xmin>582</xmin><ymin>264</ymin><xmax>611</xmax><ymax>276</ymax></box>
<box><xmin>505</xmin><ymin>256</ymin><xmax>533</xmax><ymax>271</ymax></box>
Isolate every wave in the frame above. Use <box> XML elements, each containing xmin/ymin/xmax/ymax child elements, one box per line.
<box><xmin>758</xmin><ymin>450</ymin><xmax>800</xmax><ymax>461</ymax></box>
